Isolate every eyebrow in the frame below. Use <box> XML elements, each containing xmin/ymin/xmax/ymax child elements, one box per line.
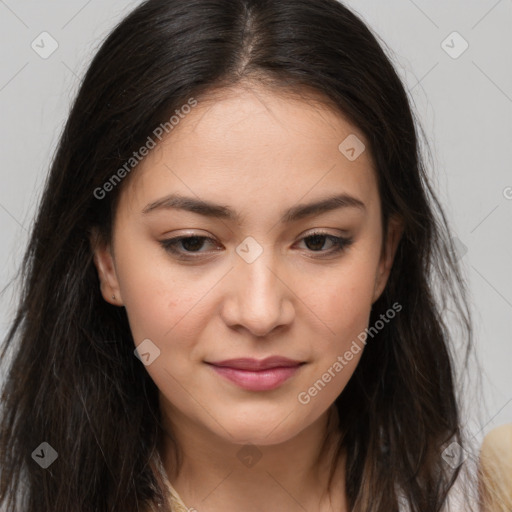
<box><xmin>141</xmin><ymin>192</ymin><xmax>366</xmax><ymax>223</ymax></box>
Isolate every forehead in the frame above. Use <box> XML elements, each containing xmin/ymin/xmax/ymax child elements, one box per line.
<box><xmin>119</xmin><ymin>83</ymin><xmax>378</xmax><ymax>218</ymax></box>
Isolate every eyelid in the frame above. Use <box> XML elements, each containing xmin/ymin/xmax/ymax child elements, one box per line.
<box><xmin>300</xmin><ymin>227</ymin><xmax>348</xmax><ymax>238</ymax></box>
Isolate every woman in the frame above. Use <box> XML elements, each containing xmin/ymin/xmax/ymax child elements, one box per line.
<box><xmin>0</xmin><ymin>0</ymin><xmax>482</xmax><ymax>510</ymax></box>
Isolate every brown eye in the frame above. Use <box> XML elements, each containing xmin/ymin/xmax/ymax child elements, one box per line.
<box><xmin>298</xmin><ymin>232</ymin><xmax>353</xmax><ymax>256</ymax></box>
<box><xmin>160</xmin><ymin>235</ymin><xmax>219</xmax><ymax>256</ymax></box>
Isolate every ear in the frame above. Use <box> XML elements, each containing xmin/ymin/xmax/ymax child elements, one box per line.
<box><xmin>89</xmin><ymin>228</ymin><xmax>123</xmax><ymax>306</ymax></box>
<box><xmin>372</xmin><ymin>214</ymin><xmax>404</xmax><ymax>304</ymax></box>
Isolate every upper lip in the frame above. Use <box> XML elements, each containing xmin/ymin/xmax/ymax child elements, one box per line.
<box><xmin>207</xmin><ymin>356</ymin><xmax>303</xmax><ymax>371</ymax></box>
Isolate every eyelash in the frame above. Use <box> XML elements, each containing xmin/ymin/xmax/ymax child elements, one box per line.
<box><xmin>159</xmin><ymin>231</ymin><xmax>353</xmax><ymax>260</ymax></box>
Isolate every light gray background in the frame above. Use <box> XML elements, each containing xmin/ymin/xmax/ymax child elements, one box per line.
<box><xmin>1</xmin><ymin>1</ymin><xmax>511</xmax><ymax>444</ymax></box>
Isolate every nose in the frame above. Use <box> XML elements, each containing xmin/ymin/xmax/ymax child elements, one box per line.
<box><xmin>220</xmin><ymin>248</ymin><xmax>295</xmax><ymax>338</ymax></box>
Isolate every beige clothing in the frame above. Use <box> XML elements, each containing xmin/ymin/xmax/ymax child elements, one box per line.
<box><xmin>165</xmin><ymin>482</ymin><xmax>190</xmax><ymax>512</ymax></box>
<box><xmin>147</xmin><ymin>451</ymin><xmax>190</xmax><ymax>512</ymax></box>
<box><xmin>145</xmin><ymin>427</ymin><xmax>480</xmax><ymax>512</ymax></box>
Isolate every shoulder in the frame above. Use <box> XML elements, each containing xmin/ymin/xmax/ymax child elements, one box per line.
<box><xmin>479</xmin><ymin>423</ymin><xmax>512</xmax><ymax>511</ymax></box>
<box><xmin>480</xmin><ymin>423</ymin><xmax>512</xmax><ymax>454</ymax></box>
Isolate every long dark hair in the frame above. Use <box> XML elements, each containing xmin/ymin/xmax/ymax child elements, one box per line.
<box><xmin>0</xmin><ymin>0</ymin><xmax>477</xmax><ymax>510</ymax></box>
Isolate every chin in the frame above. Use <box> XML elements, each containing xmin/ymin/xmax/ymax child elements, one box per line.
<box><xmin>214</xmin><ymin>414</ymin><xmax>307</xmax><ymax>447</ymax></box>
<box><xmin>227</xmin><ymin>429</ymin><xmax>297</xmax><ymax>447</ymax></box>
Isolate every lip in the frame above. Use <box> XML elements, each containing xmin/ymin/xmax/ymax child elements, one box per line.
<box><xmin>208</xmin><ymin>356</ymin><xmax>303</xmax><ymax>370</ymax></box>
<box><xmin>206</xmin><ymin>357</ymin><xmax>305</xmax><ymax>391</ymax></box>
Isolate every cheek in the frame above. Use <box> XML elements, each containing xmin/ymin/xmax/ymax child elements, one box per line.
<box><xmin>306</xmin><ymin>259</ymin><xmax>377</xmax><ymax>352</ymax></box>
<box><xmin>121</xmin><ymin>280</ymin><xmax>204</xmax><ymax>349</ymax></box>
<box><xmin>296</xmin><ymin>267</ymin><xmax>375</xmax><ymax>411</ymax></box>
<box><xmin>113</xmin><ymin>238</ymin><xmax>199</xmax><ymax>343</ymax></box>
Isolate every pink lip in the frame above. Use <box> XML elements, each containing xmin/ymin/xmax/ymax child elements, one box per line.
<box><xmin>206</xmin><ymin>357</ymin><xmax>304</xmax><ymax>391</ymax></box>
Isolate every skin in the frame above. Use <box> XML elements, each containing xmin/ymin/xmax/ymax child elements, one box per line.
<box><xmin>92</xmin><ymin>82</ymin><xmax>403</xmax><ymax>511</ymax></box>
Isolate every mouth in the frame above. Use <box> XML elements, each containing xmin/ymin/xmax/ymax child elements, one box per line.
<box><xmin>205</xmin><ymin>357</ymin><xmax>305</xmax><ymax>391</ymax></box>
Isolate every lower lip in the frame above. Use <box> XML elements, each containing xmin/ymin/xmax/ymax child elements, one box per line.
<box><xmin>208</xmin><ymin>364</ymin><xmax>302</xmax><ymax>391</ymax></box>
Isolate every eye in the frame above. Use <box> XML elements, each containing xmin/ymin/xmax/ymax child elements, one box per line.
<box><xmin>159</xmin><ymin>231</ymin><xmax>353</xmax><ymax>260</ymax></box>
<box><xmin>159</xmin><ymin>235</ymin><xmax>219</xmax><ymax>257</ymax></box>
<box><xmin>296</xmin><ymin>231</ymin><xmax>353</xmax><ymax>257</ymax></box>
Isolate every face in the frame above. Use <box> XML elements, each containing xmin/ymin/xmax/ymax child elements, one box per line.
<box><xmin>92</xmin><ymin>84</ymin><xmax>402</xmax><ymax>446</ymax></box>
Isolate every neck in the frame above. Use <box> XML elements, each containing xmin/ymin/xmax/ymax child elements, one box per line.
<box><xmin>158</xmin><ymin>403</ymin><xmax>347</xmax><ymax>512</ymax></box>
